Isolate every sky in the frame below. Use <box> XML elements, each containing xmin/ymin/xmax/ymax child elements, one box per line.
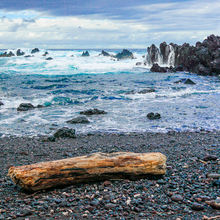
<box><xmin>0</xmin><ymin>0</ymin><xmax>219</xmax><ymax>49</ymax></box>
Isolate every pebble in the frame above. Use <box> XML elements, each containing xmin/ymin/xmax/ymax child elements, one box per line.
<box><xmin>208</xmin><ymin>199</ymin><xmax>220</xmax><ymax>210</ymax></box>
<box><xmin>203</xmin><ymin>155</ymin><xmax>218</xmax><ymax>161</ymax></box>
<box><xmin>105</xmin><ymin>203</ymin><xmax>116</xmax><ymax>209</ymax></box>
<box><xmin>207</xmin><ymin>173</ymin><xmax>220</xmax><ymax>179</ymax></box>
<box><xmin>191</xmin><ymin>203</ymin><xmax>204</xmax><ymax>211</ymax></box>
<box><xmin>171</xmin><ymin>194</ymin><xmax>183</xmax><ymax>202</ymax></box>
<box><xmin>212</xmin><ymin>179</ymin><xmax>220</xmax><ymax>187</ymax></box>
<box><xmin>103</xmin><ymin>180</ymin><xmax>112</xmax><ymax>187</ymax></box>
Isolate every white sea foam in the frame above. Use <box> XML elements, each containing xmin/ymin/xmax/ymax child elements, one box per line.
<box><xmin>2</xmin><ymin>49</ymin><xmax>147</xmax><ymax>75</ymax></box>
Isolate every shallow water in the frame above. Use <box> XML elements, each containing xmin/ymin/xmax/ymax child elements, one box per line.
<box><xmin>0</xmin><ymin>49</ymin><xmax>219</xmax><ymax>136</ymax></box>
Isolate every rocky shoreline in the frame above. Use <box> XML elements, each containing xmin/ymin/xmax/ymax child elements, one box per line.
<box><xmin>146</xmin><ymin>35</ymin><xmax>220</xmax><ymax>76</ymax></box>
<box><xmin>0</xmin><ymin>131</ymin><xmax>219</xmax><ymax>219</ymax></box>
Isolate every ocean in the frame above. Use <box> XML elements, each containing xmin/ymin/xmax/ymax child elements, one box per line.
<box><xmin>0</xmin><ymin>49</ymin><xmax>219</xmax><ymax>136</ymax></box>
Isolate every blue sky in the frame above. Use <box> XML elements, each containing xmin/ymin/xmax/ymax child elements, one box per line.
<box><xmin>0</xmin><ymin>0</ymin><xmax>219</xmax><ymax>48</ymax></box>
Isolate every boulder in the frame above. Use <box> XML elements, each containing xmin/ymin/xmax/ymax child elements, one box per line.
<box><xmin>82</xmin><ymin>51</ymin><xmax>90</xmax><ymax>57</ymax></box>
<box><xmin>31</xmin><ymin>48</ymin><xmax>40</xmax><ymax>54</ymax></box>
<box><xmin>147</xmin><ymin>112</ymin><xmax>161</xmax><ymax>120</ymax></box>
<box><xmin>174</xmin><ymin>78</ymin><xmax>196</xmax><ymax>85</ymax></box>
<box><xmin>17</xmin><ymin>103</ymin><xmax>35</xmax><ymax>111</ymax></box>
<box><xmin>0</xmin><ymin>101</ymin><xmax>4</xmax><ymax>106</ymax></box>
<box><xmin>16</xmin><ymin>49</ymin><xmax>25</xmax><ymax>56</ymax></box>
<box><xmin>53</xmin><ymin>127</ymin><xmax>76</xmax><ymax>138</ymax></box>
<box><xmin>115</xmin><ymin>49</ymin><xmax>134</xmax><ymax>60</ymax></box>
<box><xmin>67</xmin><ymin>116</ymin><xmax>90</xmax><ymax>124</ymax></box>
<box><xmin>150</xmin><ymin>64</ymin><xmax>167</xmax><ymax>73</ymax></box>
<box><xmin>46</xmin><ymin>57</ymin><xmax>53</xmax><ymax>60</ymax></box>
<box><xmin>80</xmin><ymin>108</ymin><xmax>107</xmax><ymax>115</ymax></box>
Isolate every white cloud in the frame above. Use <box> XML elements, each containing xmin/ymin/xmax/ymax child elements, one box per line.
<box><xmin>0</xmin><ymin>0</ymin><xmax>219</xmax><ymax>48</ymax></box>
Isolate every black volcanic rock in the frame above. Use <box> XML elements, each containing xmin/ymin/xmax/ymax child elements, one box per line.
<box><xmin>150</xmin><ymin>64</ymin><xmax>167</xmax><ymax>73</ymax></box>
<box><xmin>146</xmin><ymin>44</ymin><xmax>160</xmax><ymax>64</ymax></box>
<box><xmin>67</xmin><ymin>116</ymin><xmax>90</xmax><ymax>124</ymax></box>
<box><xmin>146</xmin><ymin>34</ymin><xmax>220</xmax><ymax>76</ymax></box>
<box><xmin>174</xmin><ymin>78</ymin><xmax>196</xmax><ymax>85</ymax></box>
<box><xmin>138</xmin><ymin>88</ymin><xmax>155</xmax><ymax>94</ymax></box>
<box><xmin>80</xmin><ymin>108</ymin><xmax>107</xmax><ymax>115</ymax></box>
<box><xmin>147</xmin><ymin>112</ymin><xmax>161</xmax><ymax>120</ymax></box>
<box><xmin>100</xmin><ymin>50</ymin><xmax>111</xmax><ymax>57</ymax></box>
<box><xmin>0</xmin><ymin>101</ymin><xmax>4</xmax><ymax>106</ymax></box>
<box><xmin>211</xmin><ymin>58</ymin><xmax>220</xmax><ymax>74</ymax></box>
<box><xmin>31</xmin><ymin>48</ymin><xmax>40</xmax><ymax>54</ymax></box>
<box><xmin>115</xmin><ymin>49</ymin><xmax>134</xmax><ymax>60</ymax></box>
<box><xmin>46</xmin><ymin>57</ymin><xmax>53</xmax><ymax>60</ymax></box>
<box><xmin>0</xmin><ymin>51</ymin><xmax>15</xmax><ymax>57</ymax></box>
<box><xmin>53</xmin><ymin>127</ymin><xmax>76</xmax><ymax>139</ymax></box>
<box><xmin>17</xmin><ymin>103</ymin><xmax>35</xmax><ymax>111</ymax></box>
<box><xmin>82</xmin><ymin>51</ymin><xmax>90</xmax><ymax>57</ymax></box>
<box><xmin>16</xmin><ymin>49</ymin><xmax>25</xmax><ymax>56</ymax></box>
<box><xmin>42</xmin><ymin>52</ymin><xmax>49</xmax><ymax>56</ymax></box>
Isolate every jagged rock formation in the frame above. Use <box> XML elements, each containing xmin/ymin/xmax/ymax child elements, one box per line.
<box><xmin>82</xmin><ymin>51</ymin><xmax>90</xmax><ymax>57</ymax></box>
<box><xmin>115</xmin><ymin>49</ymin><xmax>134</xmax><ymax>60</ymax></box>
<box><xmin>31</xmin><ymin>48</ymin><xmax>40</xmax><ymax>54</ymax></box>
<box><xmin>146</xmin><ymin>35</ymin><xmax>220</xmax><ymax>76</ymax></box>
<box><xmin>16</xmin><ymin>49</ymin><xmax>25</xmax><ymax>56</ymax></box>
<box><xmin>100</xmin><ymin>50</ymin><xmax>111</xmax><ymax>57</ymax></box>
<box><xmin>0</xmin><ymin>51</ymin><xmax>15</xmax><ymax>57</ymax></box>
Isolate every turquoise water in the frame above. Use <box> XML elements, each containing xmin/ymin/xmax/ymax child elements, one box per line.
<box><xmin>0</xmin><ymin>49</ymin><xmax>219</xmax><ymax>136</ymax></box>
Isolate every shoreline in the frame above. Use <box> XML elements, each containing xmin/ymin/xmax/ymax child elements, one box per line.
<box><xmin>0</xmin><ymin>130</ymin><xmax>219</xmax><ymax>219</ymax></box>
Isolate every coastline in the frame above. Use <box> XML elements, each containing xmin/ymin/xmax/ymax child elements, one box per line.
<box><xmin>0</xmin><ymin>130</ymin><xmax>219</xmax><ymax>219</ymax></box>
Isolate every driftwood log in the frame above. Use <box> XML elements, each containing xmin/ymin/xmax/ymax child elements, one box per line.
<box><xmin>8</xmin><ymin>152</ymin><xmax>166</xmax><ymax>192</ymax></box>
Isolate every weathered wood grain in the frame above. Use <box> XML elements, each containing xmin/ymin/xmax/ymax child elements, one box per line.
<box><xmin>8</xmin><ymin>152</ymin><xmax>166</xmax><ymax>191</ymax></box>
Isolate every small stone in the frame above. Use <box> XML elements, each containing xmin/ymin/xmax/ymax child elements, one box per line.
<box><xmin>157</xmin><ymin>179</ymin><xmax>166</xmax><ymax>185</ymax></box>
<box><xmin>209</xmin><ymin>199</ymin><xmax>220</xmax><ymax>210</ymax></box>
<box><xmin>19</xmin><ymin>151</ymin><xmax>28</xmax><ymax>155</ymax></box>
<box><xmin>105</xmin><ymin>203</ymin><xmax>116</xmax><ymax>209</ymax></box>
<box><xmin>191</xmin><ymin>203</ymin><xmax>204</xmax><ymax>211</ymax></box>
<box><xmin>203</xmin><ymin>155</ymin><xmax>218</xmax><ymax>161</ymax></box>
<box><xmin>90</xmin><ymin>199</ymin><xmax>99</xmax><ymax>206</ymax></box>
<box><xmin>171</xmin><ymin>194</ymin><xmax>183</xmax><ymax>202</ymax></box>
<box><xmin>103</xmin><ymin>180</ymin><xmax>112</xmax><ymax>187</ymax></box>
<box><xmin>207</xmin><ymin>173</ymin><xmax>220</xmax><ymax>179</ymax></box>
<box><xmin>212</xmin><ymin>179</ymin><xmax>220</xmax><ymax>187</ymax></box>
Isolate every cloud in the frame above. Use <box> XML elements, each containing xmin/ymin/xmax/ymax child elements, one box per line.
<box><xmin>0</xmin><ymin>0</ymin><xmax>219</xmax><ymax>48</ymax></box>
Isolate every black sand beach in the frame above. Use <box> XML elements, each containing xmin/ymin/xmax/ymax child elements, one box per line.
<box><xmin>0</xmin><ymin>131</ymin><xmax>219</xmax><ymax>219</ymax></box>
